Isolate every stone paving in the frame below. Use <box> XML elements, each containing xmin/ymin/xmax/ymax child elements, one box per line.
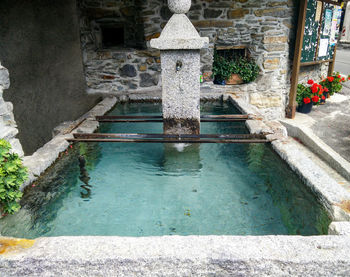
<box><xmin>308</xmin><ymin>82</ymin><xmax>350</xmax><ymax>164</ymax></box>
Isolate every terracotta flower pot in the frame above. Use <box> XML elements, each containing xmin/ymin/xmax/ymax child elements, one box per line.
<box><xmin>226</xmin><ymin>73</ymin><xmax>243</xmax><ymax>85</ymax></box>
<box><xmin>297</xmin><ymin>102</ymin><xmax>313</xmax><ymax>114</ymax></box>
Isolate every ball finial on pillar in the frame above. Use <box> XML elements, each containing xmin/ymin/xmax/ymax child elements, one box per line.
<box><xmin>168</xmin><ymin>0</ymin><xmax>191</xmax><ymax>14</ymax></box>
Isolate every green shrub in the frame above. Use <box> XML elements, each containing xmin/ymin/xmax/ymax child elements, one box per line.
<box><xmin>0</xmin><ymin>139</ymin><xmax>27</xmax><ymax>214</ymax></box>
<box><xmin>212</xmin><ymin>50</ymin><xmax>260</xmax><ymax>84</ymax></box>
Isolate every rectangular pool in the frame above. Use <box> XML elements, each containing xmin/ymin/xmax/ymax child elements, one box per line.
<box><xmin>0</xmin><ymin>101</ymin><xmax>331</xmax><ymax>238</ymax></box>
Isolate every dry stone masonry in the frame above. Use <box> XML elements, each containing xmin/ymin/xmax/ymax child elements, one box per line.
<box><xmin>0</xmin><ymin>63</ymin><xmax>23</xmax><ymax>156</ymax></box>
<box><xmin>78</xmin><ymin>0</ymin><xmax>328</xmax><ymax>119</ymax></box>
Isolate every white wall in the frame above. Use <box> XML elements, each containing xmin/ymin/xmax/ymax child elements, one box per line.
<box><xmin>341</xmin><ymin>2</ymin><xmax>350</xmax><ymax>42</ymax></box>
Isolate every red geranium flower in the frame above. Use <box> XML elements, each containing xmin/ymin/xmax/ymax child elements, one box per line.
<box><xmin>303</xmin><ymin>97</ymin><xmax>311</xmax><ymax>104</ymax></box>
<box><xmin>307</xmin><ymin>79</ymin><xmax>314</xmax><ymax>85</ymax></box>
<box><xmin>322</xmin><ymin>95</ymin><xmax>325</xmax><ymax>100</ymax></box>
<box><xmin>337</xmin><ymin>74</ymin><xmax>341</xmax><ymax>78</ymax></box>
<box><xmin>311</xmin><ymin>95</ymin><xmax>319</xmax><ymax>103</ymax></box>
<box><xmin>341</xmin><ymin>77</ymin><xmax>345</xmax><ymax>82</ymax></box>
<box><xmin>327</xmin><ymin>76</ymin><xmax>334</xmax><ymax>82</ymax></box>
<box><xmin>324</xmin><ymin>88</ymin><xmax>329</xmax><ymax>92</ymax></box>
<box><xmin>311</xmin><ymin>84</ymin><xmax>318</xmax><ymax>93</ymax></box>
<box><xmin>348</xmin><ymin>76</ymin><xmax>350</xmax><ymax>80</ymax></box>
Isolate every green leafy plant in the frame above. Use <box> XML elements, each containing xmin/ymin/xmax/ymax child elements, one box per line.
<box><xmin>320</xmin><ymin>72</ymin><xmax>349</xmax><ymax>95</ymax></box>
<box><xmin>212</xmin><ymin>50</ymin><xmax>260</xmax><ymax>84</ymax></box>
<box><xmin>0</xmin><ymin>139</ymin><xmax>27</xmax><ymax>214</ymax></box>
<box><xmin>296</xmin><ymin>80</ymin><xmax>323</xmax><ymax>106</ymax></box>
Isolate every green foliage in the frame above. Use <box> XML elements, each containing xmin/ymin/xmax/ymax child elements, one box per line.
<box><xmin>0</xmin><ymin>139</ymin><xmax>27</xmax><ymax>214</ymax></box>
<box><xmin>212</xmin><ymin>50</ymin><xmax>260</xmax><ymax>84</ymax></box>
<box><xmin>320</xmin><ymin>72</ymin><xmax>347</xmax><ymax>95</ymax></box>
<box><xmin>296</xmin><ymin>84</ymin><xmax>311</xmax><ymax>106</ymax></box>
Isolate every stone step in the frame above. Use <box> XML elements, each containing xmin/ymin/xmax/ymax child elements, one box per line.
<box><xmin>287</xmin><ymin>137</ymin><xmax>350</xmax><ymax>193</ymax></box>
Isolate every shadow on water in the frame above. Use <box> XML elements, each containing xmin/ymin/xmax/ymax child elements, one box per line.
<box><xmin>0</xmin><ymin>142</ymin><xmax>102</xmax><ymax>238</ymax></box>
<box><xmin>78</xmin><ymin>155</ymin><xmax>92</xmax><ymax>199</ymax></box>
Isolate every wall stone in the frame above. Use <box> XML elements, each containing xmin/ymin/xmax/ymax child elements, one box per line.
<box><xmin>78</xmin><ymin>0</ymin><xmax>326</xmax><ymax>120</ymax></box>
<box><xmin>0</xmin><ymin>63</ymin><xmax>24</xmax><ymax>156</ymax></box>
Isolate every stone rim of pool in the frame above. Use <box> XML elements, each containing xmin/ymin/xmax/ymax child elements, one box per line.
<box><xmin>1</xmin><ymin>92</ymin><xmax>350</xmax><ymax>275</ymax></box>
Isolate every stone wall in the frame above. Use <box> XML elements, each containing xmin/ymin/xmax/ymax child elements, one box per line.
<box><xmin>78</xmin><ymin>0</ymin><xmax>328</xmax><ymax>119</ymax></box>
<box><xmin>78</xmin><ymin>0</ymin><xmax>162</xmax><ymax>94</ymax></box>
<box><xmin>0</xmin><ymin>63</ymin><xmax>24</xmax><ymax>156</ymax></box>
<box><xmin>298</xmin><ymin>63</ymin><xmax>329</xmax><ymax>84</ymax></box>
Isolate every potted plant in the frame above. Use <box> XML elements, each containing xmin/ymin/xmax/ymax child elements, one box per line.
<box><xmin>296</xmin><ymin>81</ymin><xmax>323</xmax><ymax>113</ymax></box>
<box><xmin>212</xmin><ymin>51</ymin><xmax>259</xmax><ymax>85</ymax></box>
<box><xmin>319</xmin><ymin>72</ymin><xmax>350</xmax><ymax>96</ymax></box>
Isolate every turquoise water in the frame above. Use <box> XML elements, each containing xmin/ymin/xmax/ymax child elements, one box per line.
<box><xmin>0</xmin><ymin>102</ymin><xmax>330</xmax><ymax>238</ymax></box>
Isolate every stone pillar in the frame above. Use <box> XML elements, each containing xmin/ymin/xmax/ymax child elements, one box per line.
<box><xmin>150</xmin><ymin>0</ymin><xmax>208</xmax><ymax>134</ymax></box>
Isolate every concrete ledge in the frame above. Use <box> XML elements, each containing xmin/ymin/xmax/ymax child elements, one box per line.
<box><xmin>1</xmin><ymin>236</ymin><xmax>350</xmax><ymax>276</ymax></box>
<box><xmin>329</xmin><ymin>222</ymin><xmax>350</xmax><ymax>235</ymax></box>
<box><xmin>272</xmin><ymin>139</ymin><xmax>350</xmax><ymax>221</ymax></box>
<box><xmin>281</xmin><ymin>118</ymin><xmax>350</xmax><ymax>182</ymax></box>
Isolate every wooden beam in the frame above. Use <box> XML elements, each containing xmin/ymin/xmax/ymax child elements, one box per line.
<box><xmin>96</xmin><ymin>114</ymin><xmax>250</xmax><ymax>120</ymax></box>
<box><xmin>67</xmin><ymin>138</ymin><xmax>269</xmax><ymax>144</ymax></box>
<box><xmin>73</xmin><ymin>133</ymin><xmax>266</xmax><ymax>140</ymax></box>
<box><xmin>328</xmin><ymin>44</ymin><xmax>337</xmax><ymax>76</ymax></box>
<box><xmin>97</xmin><ymin>119</ymin><xmax>248</xmax><ymax>123</ymax></box>
<box><xmin>286</xmin><ymin>0</ymin><xmax>308</xmax><ymax>119</ymax></box>
<box><xmin>300</xmin><ymin>59</ymin><xmax>333</xmax><ymax>66</ymax></box>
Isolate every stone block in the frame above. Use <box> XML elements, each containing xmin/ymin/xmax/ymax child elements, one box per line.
<box><xmin>227</xmin><ymin>9</ymin><xmax>249</xmax><ymax>19</ymax></box>
<box><xmin>193</xmin><ymin>20</ymin><xmax>234</xmax><ymax>28</ymax></box>
<box><xmin>136</xmin><ymin>50</ymin><xmax>161</xmax><ymax>58</ymax></box>
<box><xmin>140</xmin><ymin>73</ymin><xmax>159</xmax><ymax>87</ymax></box>
<box><xmin>250</xmin><ymin>93</ymin><xmax>282</xmax><ymax>108</ymax></box>
<box><xmin>263</xmin><ymin>58</ymin><xmax>281</xmax><ymax>70</ymax></box>
<box><xmin>263</xmin><ymin>36</ymin><xmax>288</xmax><ymax>44</ymax></box>
<box><xmin>0</xmin><ymin>65</ymin><xmax>10</xmax><ymax>89</ymax></box>
<box><xmin>204</xmin><ymin>9</ymin><xmax>222</xmax><ymax>19</ymax></box>
<box><xmin>138</xmin><ymin>64</ymin><xmax>147</xmax><ymax>71</ymax></box>
<box><xmin>119</xmin><ymin>64</ymin><xmax>137</xmax><ymax>78</ymax></box>
<box><xmin>265</xmin><ymin>44</ymin><xmax>286</xmax><ymax>52</ymax></box>
<box><xmin>146</xmin><ymin>58</ymin><xmax>154</xmax><ymax>65</ymax></box>
<box><xmin>267</xmin><ymin>2</ymin><xmax>289</xmax><ymax>7</ymax></box>
<box><xmin>254</xmin><ymin>8</ymin><xmax>291</xmax><ymax>18</ymax></box>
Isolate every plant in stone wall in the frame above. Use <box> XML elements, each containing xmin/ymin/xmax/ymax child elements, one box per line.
<box><xmin>0</xmin><ymin>139</ymin><xmax>27</xmax><ymax>215</ymax></box>
<box><xmin>320</xmin><ymin>72</ymin><xmax>349</xmax><ymax>96</ymax></box>
<box><xmin>212</xmin><ymin>50</ymin><xmax>260</xmax><ymax>84</ymax></box>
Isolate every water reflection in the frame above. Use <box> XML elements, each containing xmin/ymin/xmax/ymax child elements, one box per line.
<box><xmin>78</xmin><ymin>155</ymin><xmax>92</xmax><ymax>199</ymax></box>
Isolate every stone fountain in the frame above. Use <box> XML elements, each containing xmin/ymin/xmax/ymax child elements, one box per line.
<box><xmin>150</xmin><ymin>0</ymin><xmax>209</xmax><ymax>135</ymax></box>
